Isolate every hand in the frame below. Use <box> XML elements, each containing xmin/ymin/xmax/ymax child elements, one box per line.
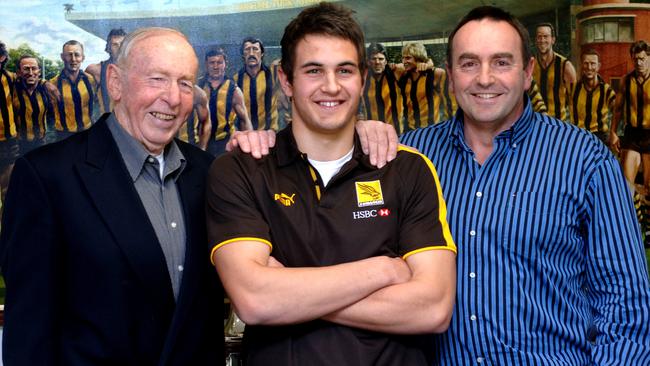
<box><xmin>355</xmin><ymin>120</ymin><xmax>398</xmax><ymax>168</ymax></box>
<box><xmin>609</xmin><ymin>132</ymin><xmax>620</xmax><ymax>155</ymax></box>
<box><xmin>44</xmin><ymin>81</ymin><xmax>61</xmax><ymax>102</ymax></box>
<box><xmin>226</xmin><ymin>130</ymin><xmax>277</xmax><ymax>159</ymax></box>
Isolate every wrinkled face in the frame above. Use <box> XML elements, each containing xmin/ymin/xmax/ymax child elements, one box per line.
<box><xmin>109</xmin><ymin>35</ymin><xmax>125</xmax><ymax>60</ymax></box>
<box><xmin>61</xmin><ymin>43</ymin><xmax>85</xmax><ymax>74</ymax></box>
<box><xmin>279</xmin><ymin>34</ymin><xmax>363</xmax><ymax>136</ymax></box>
<box><xmin>109</xmin><ymin>32</ymin><xmax>198</xmax><ymax>155</ymax></box>
<box><xmin>242</xmin><ymin>41</ymin><xmax>263</xmax><ymax>69</ymax></box>
<box><xmin>18</xmin><ymin>57</ymin><xmax>41</xmax><ymax>86</ymax></box>
<box><xmin>206</xmin><ymin>55</ymin><xmax>226</xmax><ymax>79</ymax></box>
<box><xmin>581</xmin><ymin>54</ymin><xmax>600</xmax><ymax>82</ymax></box>
<box><xmin>369</xmin><ymin>52</ymin><xmax>387</xmax><ymax>74</ymax></box>
<box><xmin>535</xmin><ymin>26</ymin><xmax>555</xmax><ymax>54</ymax></box>
<box><xmin>633</xmin><ymin>51</ymin><xmax>650</xmax><ymax>76</ymax></box>
<box><xmin>448</xmin><ymin>18</ymin><xmax>533</xmax><ymax>132</ymax></box>
<box><xmin>402</xmin><ymin>53</ymin><xmax>416</xmax><ymax>71</ymax></box>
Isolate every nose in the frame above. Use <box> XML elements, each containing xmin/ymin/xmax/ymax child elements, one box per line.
<box><xmin>476</xmin><ymin>63</ymin><xmax>494</xmax><ymax>86</ymax></box>
<box><xmin>321</xmin><ymin>70</ymin><xmax>341</xmax><ymax>94</ymax></box>
<box><xmin>162</xmin><ymin>81</ymin><xmax>182</xmax><ymax>107</ymax></box>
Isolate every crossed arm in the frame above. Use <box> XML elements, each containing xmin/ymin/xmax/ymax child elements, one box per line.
<box><xmin>213</xmin><ymin>241</ymin><xmax>455</xmax><ymax>334</ymax></box>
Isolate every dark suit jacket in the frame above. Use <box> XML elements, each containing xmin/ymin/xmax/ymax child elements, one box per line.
<box><xmin>0</xmin><ymin>114</ymin><xmax>223</xmax><ymax>365</ymax></box>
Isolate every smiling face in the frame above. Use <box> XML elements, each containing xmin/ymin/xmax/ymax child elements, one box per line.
<box><xmin>633</xmin><ymin>51</ymin><xmax>650</xmax><ymax>77</ymax></box>
<box><xmin>279</xmin><ymin>34</ymin><xmax>363</xmax><ymax>137</ymax></box>
<box><xmin>18</xmin><ymin>57</ymin><xmax>41</xmax><ymax>87</ymax></box>
<box><xmin>448</xmin><ymin>18</ymin><xmax>533</xmax><ymax>132</ymax></box>
<box><xmin>61</xmin><ymin>43</ymin><xmax>85</xmax><ymax>75</ymax></box>
<box><xmin>535</xmin><ymin>25</ymin><xmax>555</xmax><ymax>55</ymax></box>
<box><xmin>109</xmin><ymin>35</ymin><xmax>125</xmax><ymax>60</ymax></box>
<box><xmin>581</xmin><ymin>53</ymin><xmax>600</xmax><ymax>82</ymax></box>
<box><xmin>108</xmin><ymin>31</ymin><xmax>198</xmax><ymax>155</ymax></box>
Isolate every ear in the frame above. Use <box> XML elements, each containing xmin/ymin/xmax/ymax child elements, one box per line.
<box><xmin>277</xmin><ymin>66</ymin><xmax>293</xmax><ymax>98</ymax></box>
<box><xmin>60</xmin><ymin>53</ymin><xmax>64</xmax><ymax>62</ymax></box>
<box><xmin>106</xmin><ymin>63</ymin><xmax>123</xmax><ymax>101</ymax></box>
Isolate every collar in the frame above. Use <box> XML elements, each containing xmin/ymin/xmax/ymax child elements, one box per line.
<box><xmin>60</xmin><ymin>69</ymin><xmax>88</xmax><ymax>84</ymax></box>
<box><xmin>449</xmin><ymin>94</ymin><xmax>535</xmax><ymax>150</ymax></box>
<box><xmin>274</xmin><ymin>126</ymin><xmax>375</xmax><ymax>170</ymax></box>
<box><xmin>107</xmin><ymin>113</ymin><xmax>186</xmax><ymax>182</ymax></box>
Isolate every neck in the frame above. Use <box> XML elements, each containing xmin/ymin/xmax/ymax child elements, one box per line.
<box><xmin>246</xmin><ymin>64</ymin><xmax>261</xmax><ymax>76</ymax></box>
<box><xmin>584</xmin><ymin>76</ymin><xmax>598</xmax><ymax>89</ymax></box>
<box><xmin>291</xmin><ymin>121</ymin><xmax>355</xmax><ymax>162</ymax></box>
<box><xmin>24</xmin><ymin>81</ymin><xmax>38</xmax><ymax>94</ymax></box>
<box><xmin>208</xmin><ymin>74</ymin><xmax>224</xmax><ymax>87</ymax></box>
<box><xmin>539</xmin><ymin>50</ymin><xmax>554</xmax><ymax>66</ymax></box>
<box><xmin>64</xmin><ymin>69</ymin><xmax>80</xmax><ymax>82</ymax></box>
<box><xmin>462</xmin><ymin>105</ymin><xmax>524</xmax><ymax>165</ymax></box>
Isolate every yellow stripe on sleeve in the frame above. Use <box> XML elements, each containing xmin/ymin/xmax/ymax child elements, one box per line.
<box><xmin>210</xmin><ymin>237</ymin><xmax>273</xmax><ymax>265</ymax></box>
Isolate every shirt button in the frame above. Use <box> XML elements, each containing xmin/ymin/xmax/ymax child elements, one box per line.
<box><xmin>469</xmin><ymin>230</ymin><xmax>476</xmax><ymax>236</ymax></box>
<box><xmin>513</xmin><ymin>143</ymin><xmax>518</xmax><ymax>148</ymax></box>
<box><xmin>147</xmin><ymin>157</ymin><xmax>155</xmax><ymax>163</ymax></box>
<box><xmin>469</xmin><ymin>272</ymin><xmax>476</xmax><ymax>278</ymax></box>
<box><xmin>476</xmin><ymin>191</ymin><xmax>482</xmax><ymax>198</ymax></box>
<box><xmin>477</xmin><ymin>357</ymin><xmax>484</xmax><ymax>363</ymax></box>
<box><xmin>470</xmin><ymin>314</ymin><xmax>477</xmax><ymax>321</ymax></box>
<box><xmin>178</xmin><ymin>265</ymin><xmax>184</xmax><ymax>272</ymax></box>
<box><xmin>171</xmin><ymin>222</ymin><xmax>177</xmax><ymax>228</ymax></box>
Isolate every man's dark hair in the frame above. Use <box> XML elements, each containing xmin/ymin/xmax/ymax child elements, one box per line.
<box><xmin>630</xmin><ymin>40</ymin><xmax>650</xmax><ymax>57</ymax></box>
<box><xmin>582</xmin><ymin>48</ymin><xmax>600</xmax><ymax>61</ymax></box>
<box><xmin>367</xmin><ymin>43</ymin><xmax>386</xmax><ymax>59</ymax></box>
<box><xmin>535</xmin><ymin>22</ymin><xmax>556</xmax><ymax>38</ymax></box>
<box><xmin>105</xmin><ymin>28</ymin><xmax>127</xmax><ymax>54</ymax></box>
<box><xmin>0</xmin><ymin>41</ymin><xmax>8</xmax><ymax>68</ymax></box>
<box><xmin>280</xmin><ymin>2</ymin><xmax>366</xmax><ymax>84</ymax></box>
<box><xmin>446</xmin><ymin>6</ymin><xmax>531</xmax><ymax>69</ymax></box>
<box><xmin>240</xmin><ymin>37</ymin><xmax>264</xmax><ymax>55</ymax></box>
<box><xmin>205</xmin><ymin>47</ymin><xmax>227</xmax><ymax>62</ymax></box>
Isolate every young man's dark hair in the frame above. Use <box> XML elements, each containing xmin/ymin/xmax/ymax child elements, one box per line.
<box><xmin>240</xmin><ymin>37</ymin><xmax>264</xmax><ymax>55</ymax></box>
<box><xmin>205</xmin><ymin>46</ymin><xmax>227</xmax><ymax>62</ymax></box>
<box><xmin>446</xmin><ymin>6</ymin><xmax>531</xmax><ymax>68</ymax></box>
<box><xmin>104</xmin><ymin>28</ymin><xmax>127</xmax><ymax>54</ymax></box>
<box><xmin>280</xmin><ymin>1</ymin><xmax>367</xmax><ymax>84</ymax></box>
<box><xmin>0</xmin><ymin>41</ymin><xmax>8</xmax><ymax>68</ymax></box>
<box><xmin>367</xmin><ymin>42</ymin><xmax>386</xmax><ymax>58</ymax></box>
<box><xmin>630</xmin><ymin>40</ymin><xmax>650</xmax><ymax>56</ymax></box>
<box><xmin>535</xmin><ymin>22</ymin><xmax>556</xmax><ymax>37</ymax></box>
<box><xmin>582</xmin><ymin>48</ymin><xmax>600</xmax><ymax>60</ymax></box>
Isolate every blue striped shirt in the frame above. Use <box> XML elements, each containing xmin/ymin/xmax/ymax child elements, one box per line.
<box><xmin>401</xmin><ymin>98</ymin><xmax>650</xmax><ymax>365</ymax></box>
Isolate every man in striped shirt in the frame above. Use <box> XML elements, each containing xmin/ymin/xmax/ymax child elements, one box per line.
<box><xmin>570</xmin><ymin>49</ymin><xmax>615</xmax><ymax>144</ymax></box>
<box><xmin>533</xmin><ymin>23</ymin><xmax>576</xmax><ymax>121</ymax></box>
<box><xmin>0</xmin><ymin>41</ymin><xmax>19</xmax><ymax>211</ymax></box>
<box><xmin>49</xmin><ymin>40</ymin><xmax>97</xmax><ymax>142</ymax></box>
<box><xmin>228</xmin><ymin>5</ymin><xmax>650</xmax><ymax>365</ymax></box>
<box><xmin>233</xmin><ymin>37</ymin><xmax>278</xmax><ymax>131</ymax></box>
<box><xmin>85</xmin><ymin>28</ymin><xmax>127</xmax><ymax>116</ymax></box>
<box><xmin>13</xmin><ymin>55</ymin><xmax>51</xmax><ymax>155</ymax></box>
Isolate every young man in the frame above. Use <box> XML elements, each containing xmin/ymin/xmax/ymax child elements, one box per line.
<box><xmin>533</xmin><ymin>22</ymin><xmax>577</xmax><ymax>121</ymax></box>
<box><xmin>49</xmin><ymin>40</ymin><xmax>97</xmax><ymax>141</ymax></box>
<box><xmin>570</xmin><ymin>49</ymin><xmax>615</xmax><ymax>144</ymax></box>
<box><xmin>85</xmin><ymin>28</ymin><xmax>127</xmax><ymax>115</ymax></box>
<box><xmin>1</xmin><ymin>28</ymin><xmax>223</xmax><ymax>365</ymax></box>
<box><xmin>208</xmin><ymin>3</ymin><xmax>456</xmax><ymax>365</ymax></box>
<box><xmin>198</xmin><ymin>47</ymin><xmax>252</xmax><ymax>156</ymax></box>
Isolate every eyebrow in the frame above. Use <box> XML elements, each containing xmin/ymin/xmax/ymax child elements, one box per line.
<box><xmin>299</xmin><ymin>61</ymin><xmax>358</xmax><ymax>69</ymax></box>
<box><xmin>457</xmin><ymin>52</ymin><xmax>515</xmax><ymax>60</ymax></box>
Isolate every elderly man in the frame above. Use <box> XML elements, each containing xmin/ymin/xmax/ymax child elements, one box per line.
<box><xmin>0</xmin><ymin>27</ymin><xmax>223</xmax><ymax>365</ymax></box>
